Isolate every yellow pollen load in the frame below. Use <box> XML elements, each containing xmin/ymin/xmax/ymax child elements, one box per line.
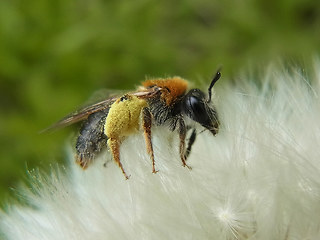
<box><xmin>104</xmin><ymin>95</ymin><xmax>147</xmax><ymax>139</ymax></box>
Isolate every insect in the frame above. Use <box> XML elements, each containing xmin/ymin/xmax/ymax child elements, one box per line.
<box><xmin>46</xmin><ymin>70</ymin><xmax>221</xmax><ymax>179</ymax></box>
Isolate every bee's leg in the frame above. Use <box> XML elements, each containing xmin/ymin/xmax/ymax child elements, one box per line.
<box><xmin>184</xmin><ymin>128</ymin><xmax>197</xmax><ymax>160</ymax></box>
<box><xmin>142</xmin><ymin>107</ymin><xmax>158</xmax><ymax>174</ymax></box>
<box><xmin>107</xmin><ymin>138</ymin><xmax>130</xmax><ymax>179</ymax></box>
<box><xmin>178</xmin><ymin>118</ymin><xmax>192</xmax><ymax>169</ymax></box>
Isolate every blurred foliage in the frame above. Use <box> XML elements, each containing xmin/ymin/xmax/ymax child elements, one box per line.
<box><xmin>0</xmin><ymin>0</ymin><xmax>320</xmax><ymax>204</ymax></box>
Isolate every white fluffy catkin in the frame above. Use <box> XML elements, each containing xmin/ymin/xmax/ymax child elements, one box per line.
<box><xmin>1</xmin><ymin>64</ymin><xmax>320</xmax><ymax>240</ymax></box>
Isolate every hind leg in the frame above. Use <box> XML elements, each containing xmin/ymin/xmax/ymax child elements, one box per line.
<box><xmin>107</xmin><ymin>138</ymin><xmax>130</xmax><ymax>179</ymax></box>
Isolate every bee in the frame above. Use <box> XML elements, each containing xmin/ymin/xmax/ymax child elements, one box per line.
<box><xmin>46</xmin><ymin>70</ymin><xmax>221</xmax><ymax>179</ymax></box>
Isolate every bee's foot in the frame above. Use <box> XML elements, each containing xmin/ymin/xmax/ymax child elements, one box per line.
<box><xmin>183</xmin><ymin>163</ymin><xmax>192</xmax><ymax>170</ymax></box>
<box><xmin>152</xmin><ymin>169</ymin><xmax>159</xmax><ymax>174</ymax></box>
<box><xmin>124</xmin><ymin>174</ymin><xmax>131</xmax><ymax>180</ymax></box>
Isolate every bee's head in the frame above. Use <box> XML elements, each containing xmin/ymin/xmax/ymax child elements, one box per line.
<box><xmin>182</xmin><ymin>70</ymin><xmax>221</xmax><ymax>135</ymax></box>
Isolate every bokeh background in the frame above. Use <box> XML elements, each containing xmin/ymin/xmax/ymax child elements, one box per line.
<box><xmin>0</xmin><ymin>0</ymin><xmax>320</xmax><ymax>204</ymax></box>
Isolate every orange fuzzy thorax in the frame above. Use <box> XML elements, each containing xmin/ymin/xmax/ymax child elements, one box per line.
<box><xmin>142</xmin><ymin>77</ymin><xmax>188</xmax><ymax>105</ymax></box>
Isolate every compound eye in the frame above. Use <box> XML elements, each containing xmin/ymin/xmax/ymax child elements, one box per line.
<box><xmin>187</xmin><ymin>96</ymin><xmax>207</xmax><ymax>119</ymax></box>
<box><xmin>183</xmin><ymin>89</ymin><xmax>218</xmax><ymax>132</ymax></box>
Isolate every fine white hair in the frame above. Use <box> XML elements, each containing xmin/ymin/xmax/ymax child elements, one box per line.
<box><xmin>1</xmin><ymin>63</ymin><xmax>320</xmax><ymax>240</ymax></box>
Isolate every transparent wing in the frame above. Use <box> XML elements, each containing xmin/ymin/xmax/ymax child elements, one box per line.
<box><xmin>41</xmin><ymin>97</ymin><xmax>118</xmax><ymax>132</ymax></box>
<box><xmin>41</xmin><ymin>86</ymin><xmax>162</xmax><ymax>132</ymax></box>
<box><xmin>84</xmin><ymin>88</ymin><xmax>128</xmax><ymax>106</ymax></box>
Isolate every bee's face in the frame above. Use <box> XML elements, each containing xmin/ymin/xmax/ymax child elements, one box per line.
<box><xmin>182</xmin><ymin>89</ymin><xmax>219</xmax><ymax>135</ymax></box>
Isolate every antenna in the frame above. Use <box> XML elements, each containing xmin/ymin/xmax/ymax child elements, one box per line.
<box><xmin>207</xmin><ymin>68</ymin><xmax>222</xmax><ymax>103</ymax></box>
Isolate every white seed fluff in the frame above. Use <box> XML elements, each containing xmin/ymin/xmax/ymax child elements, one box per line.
<box><xmin>1</xmin><ymin>64</ymin><xmax>320</xmax><ymax>240</ymax></box>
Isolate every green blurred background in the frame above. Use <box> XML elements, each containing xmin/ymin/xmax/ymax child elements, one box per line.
<box><xmin>0</xmin><ymin>0</ymin><xmax>320</xmax><ymax>204</ymax></box>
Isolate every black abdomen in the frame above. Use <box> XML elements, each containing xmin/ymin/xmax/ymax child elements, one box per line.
<box><xmin>76</xmin><ymin>109</ymin><xmax>109</xmax><ymax>166</ymax></box>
